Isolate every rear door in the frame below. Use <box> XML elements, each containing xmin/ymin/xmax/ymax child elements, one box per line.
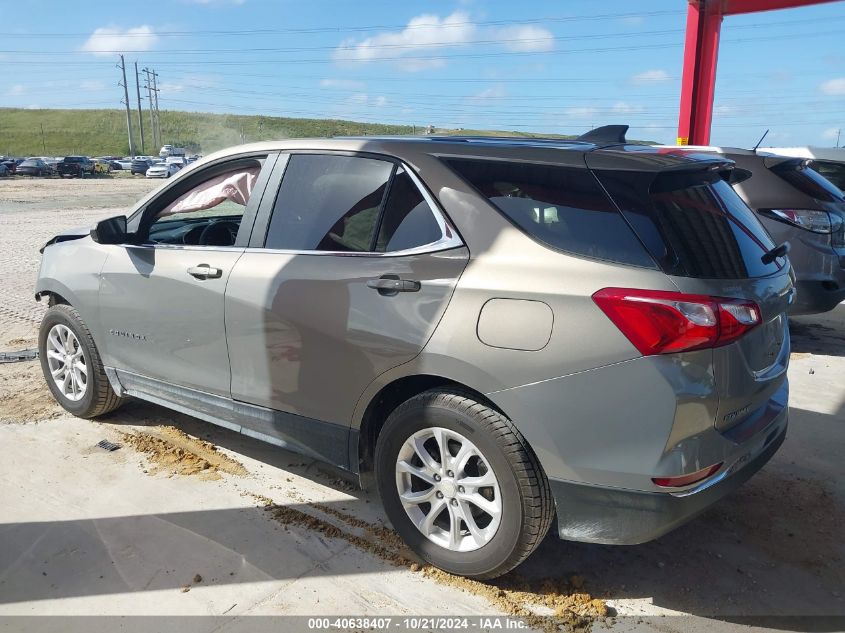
<box><xmin>592</xmin><ymin>165</ymin><xmax>793</xmax><ymax>432</ymax></box>
<box><xmin>225</xmin><ymin>152</ymin><xmax>468</xmax><ymax>429</ymax></box>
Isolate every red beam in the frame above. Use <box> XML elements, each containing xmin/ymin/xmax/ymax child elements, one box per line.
<box><xmin>677</xmin><ymin>0</ymin><xmax>843</xmax><ymax>146</ymax></box>
<box><xmin>722</xmin><ymin>0</ymin><xmax>841</xmax><ymax>15</ymax></box>
<box><xmin>677</xmin><ymin>0</ymin><xmax>723</xmax><ymax>146</ymax></box>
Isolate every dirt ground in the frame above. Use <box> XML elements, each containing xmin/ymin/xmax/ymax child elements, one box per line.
<box><xmin>0</xmin><ymin>178</ymin><xmax>843</xmax><ymax>632</ymax></box>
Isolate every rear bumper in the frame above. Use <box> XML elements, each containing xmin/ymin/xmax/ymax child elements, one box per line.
<box><xmin>550</xmin><ymin>414</ymin><xmax>787</xmax><ymax>545</ymax></box>
<box><xmin>790</xmin><ymin>279</ymin><xmax>845</xmax><ymax>315</ymax></box>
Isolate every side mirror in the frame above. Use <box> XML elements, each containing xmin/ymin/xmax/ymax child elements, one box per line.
<box><xmin>90</xmin><ymin>215</ymin><xmax>128</xmax><ymax>244</ymax></box>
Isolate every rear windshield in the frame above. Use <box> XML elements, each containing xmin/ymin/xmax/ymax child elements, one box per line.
<box><xmin>63</xmin><ymin>157</ymin><xmax>83</xmax><ymax>163</ymax></box>
<box><xmin>808</xmin><ymin>160</ymin><xmax>845</xmax><ymax>192</ymax></box>
<box><xmin>594</xmin><ymin>169</ymin><xmax>784</xmax><ymax>280</ymax></box>
<box><xmin>769</xmin><ymin>161</ymin><xmax>844</xmax><ymax>203</ymax></box>
<box><xmin>443</xmin><ymin>157</ymin><xmax>656</xmax><ymax>268</ymax></box>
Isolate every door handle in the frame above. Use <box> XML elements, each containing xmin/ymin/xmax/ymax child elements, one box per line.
<box><xmin>187</xmin><ymin>264</ymin><xmax>223</xmax><ymax>280</ymax></box>
<box><xmin>367</xmin><ymin>275</ymin><xmax>421</xmax><ymax>296</ymax></box>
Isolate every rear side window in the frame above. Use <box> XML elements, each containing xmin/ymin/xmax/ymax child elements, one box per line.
<box><xmin>595</xmin><ymin>169</ymin><xmax>782</xmax><ymax>279</ymax></box>
<box><xmin>376</xmin><ymin>167</ymin><xmax>443</xmax><ymax>252</ymax></box>
<box><xmin>770</xmin><ymin>161</ymin><xmax>844</xmax><ymax>203</ymax></box>
<box><xmin>266</xmin><ymin>155</ymin><xmax>449</xmax><ymax>253</ymax></box>
<box><xmin>266</xmin><ymin>154</ymin><xmax>393</xmax><ymax>252</ymax></box>
<box><xmin>443</xmin><ymin>158</ymin><xmax>656</xmax><ymax>267</ymax></box>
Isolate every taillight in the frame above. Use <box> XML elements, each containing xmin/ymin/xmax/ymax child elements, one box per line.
<box><xmin>592</xmin><ymin>288</ymin><xmax>760</xmax><ymax>355</ymax></box>
<box><xmin>760</xmin><ymin>208</ymin><xmax>843</xmax><ymax>235</ymax></box>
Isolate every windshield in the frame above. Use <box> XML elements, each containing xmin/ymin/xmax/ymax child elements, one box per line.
<box><xmin>63</xmin><ymin>157</ymin><xmax>83</xmax><ymax>163</ymax></box>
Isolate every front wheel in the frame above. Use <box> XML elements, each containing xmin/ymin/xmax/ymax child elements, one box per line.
<box><xmin>39</xmin><ymin>304</ymin><xmax>125</xmax><ymax>418</ymax></box>
<box><xmin>375</xmin><ymin>389</ymin><xmax>554</xmax><ymax>579</ymax></box>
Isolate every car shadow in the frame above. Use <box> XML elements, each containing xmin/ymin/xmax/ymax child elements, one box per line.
<box><xmin>789</xmin><ymin>304</ymin><xmax>845</xmax><ymax>357</ymax></box>
<box><xmin>45</xmin><ymin>394</ymin><xmax>840</xmax><ymax>630</ymax></box>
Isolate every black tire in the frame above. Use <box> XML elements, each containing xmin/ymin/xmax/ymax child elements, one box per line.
<box><xmin>38</xmin><ymin>304</ymin><xmax>125</xmax><ymax>419</ymax></box>
<box><xmin>375</xmin><ymin>389</ymin><xmax>554</xmax><ymax>579</ymax></box>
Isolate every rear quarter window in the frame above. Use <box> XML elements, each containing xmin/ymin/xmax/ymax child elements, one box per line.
<box><xmin>443</xmin><ymin>157</ymin><xmax>656</xmax><ymax>268</ymax></box>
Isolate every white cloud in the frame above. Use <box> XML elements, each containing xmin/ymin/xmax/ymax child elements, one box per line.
<box><xmin>495</xmin><ymin>25</ymin><xmax>554</xmax><ymax>52</ymax></box>
<box><xmin>819</xmin><ymin>77</ymin><xmax>845</xmax><ymax>95</ymax></box>
<box><xmin>631</xmin><ymin>69</ymin><xmax>671</xmax><ymax>84</ymax></box>
<box><xmin>8</xmin><ymin>84</ymin><xmax>25</xmax><ymax>96</ymax></box>
<box><xmin>822</xmin><ymin>127</ymin><xmax>841</xmax><ymax>141</ymax></box>
<box><xmin>565</xmin><ymin>107</ymin><xmax>599</xmax><ymax>119</ymax></box>
<box><xmin>320</xmin><ymin>78</ymin><xmax>366</xmax><ymax>90</ymax></box>
<box><xmin>334</xmin><ymin>11</ymin><xmax>476</xmax><ymax>65</ymax></box>
<box><xmin>348</xmin><ymin>94</ymin><xmax>387</xmax><ymax>107</ymax></box>
<box><xmin>82</xmin><ymin>25</ymin><xmax>159</xmax><ymax>56</ymax></box>
<box><xmin>471</xmin><ymin>85</ymin><xmax>507</xmax><ymax>101</ymax></box>
<box><xmin>333</xmin><ymin>11</ymin><xmax>557</xmax><ymax>72</ymax></box>
<box><xmin>612</xmin><ymin>101</ymin><xmax>644</xmax><ymax>114</ymax></box>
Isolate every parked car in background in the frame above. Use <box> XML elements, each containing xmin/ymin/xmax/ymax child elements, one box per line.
<box><xmin>186</xmin><ymin>155</ymin><xmax>201</xmax><ymax>164</ymax></box>
<box><xmin>57</xmin><ymin>156</ymin><xmax>95</xmax><ymax>178</ymax></box>
<box><xmin>0</xmin><ymin>163</ymin><xmax>9</xmax><ymax>177</ymax></box>
<box><xmin>760</xmin><ymin>146</ymin><xmax>845</xmax><ymax>190</ymax></box>
<box><xmin>116</xmin><ymin>158</ymin><xmax>135</xmax><ymax>171</ymax></box>
<box><xmin>145</xmin><ymin>161</ymin><xmax>180</xmax><ymax>178</ymax></box>
<box><xmin>1</xmin><ymin>158</ymin><xmax>24</xmax><ymax>175</ymax></box>
<box><xmin>16</xmin><ymin>158</ymin><xmax>52</xmax><ymax>177</ymax></box>
<box><xmin>36</xmin><ymin>129</ymin><xmax>792</xmax><ymax>579</ymax></box>
<box><xmin>93</xmin><ymin>158</ymin><xmax>113</xmax><ymax>175</ymax></box>
<box><xmin>96</xmin><ymin>157</ymin><xmax>122</xmax><ymax>171</ymax></box>
<box><xmin>42</xmin><ymin>157</ymin><xmax>61</xmax><ymax>173</ymax></box>
<box><xmin>663</xmin><ymin>144</ymin><xmax>845</xmax><ymax>315</ymax></box>
<box><xmin>159</xmin><ymin>145</ymin><xmax>186</xmax><ymax>159</ymax></box>
<box><xmin>130</xmin><ymin>158</ymin><xmax>155</xmax><ymax>176</ymax></box>
<box><xmin>164</xmin><ymin>156</ymin><xmax>187</xmax><ymax>169</ymax></box>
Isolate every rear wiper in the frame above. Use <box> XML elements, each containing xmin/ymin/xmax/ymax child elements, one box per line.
<box><xmin>761</xmin><ymin>241</ymin><xmax>790</xmax><ymax>265</ymax></box>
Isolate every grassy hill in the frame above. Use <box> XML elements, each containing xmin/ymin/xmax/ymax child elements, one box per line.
<box><xmin>0</xmin><ymin>108</ymin><xmax>580</xmax><ymax>157</ymax></box>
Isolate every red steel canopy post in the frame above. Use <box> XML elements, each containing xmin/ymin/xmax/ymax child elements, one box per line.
<box><xmin>677</xmin><ymin>0</ymin><xmax>842</xmax><ymax>146</ymax></box>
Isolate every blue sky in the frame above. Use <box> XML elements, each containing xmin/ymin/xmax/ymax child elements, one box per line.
<box><xmin>1</xmin><ymin>0</ymin><xmax>843</xmax><ymax>145</ymax></box>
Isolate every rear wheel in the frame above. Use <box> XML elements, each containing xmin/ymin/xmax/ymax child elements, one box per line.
<box><xmin>375</xmin><ymin>389</ymin><xmax>554</xmax><ymax>579</ymax></box>
<box><xmin>38</xmin><ymin>304</ymin><xmax>125</xmax><ymax>418</ymax></box>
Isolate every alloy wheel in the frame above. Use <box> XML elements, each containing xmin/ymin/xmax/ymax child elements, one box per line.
<box><xmin>395</xmin><ymin>427</ymin><xmax>502</xmax><ymax>552</ymax></box>
<box><xmin>45</xmin><ymin>324</ymin><xmax>88</xmax><ymax>402</ymax></box>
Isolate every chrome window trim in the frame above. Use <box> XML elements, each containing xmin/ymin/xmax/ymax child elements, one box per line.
<box><xmin>262</xmin><ymin>154</ymin><xmax>463</xmax><ymax>256</ymax></box>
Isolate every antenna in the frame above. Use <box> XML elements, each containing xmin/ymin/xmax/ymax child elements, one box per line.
<box><xmin>752</xmin><ymin>129</ymin><xmax>769</xmax><ymax>151</ymax></box>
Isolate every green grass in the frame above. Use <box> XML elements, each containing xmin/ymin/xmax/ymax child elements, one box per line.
<box><xmin>0</xmin><ymin>108</ymin><xmax>582</xmax><ymax>157</ymax></box>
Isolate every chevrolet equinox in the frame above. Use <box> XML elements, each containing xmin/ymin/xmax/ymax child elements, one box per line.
<box><xmin>36</xmin><ymin>126</ymin><xmax>792</xmax><ymax>579</ymax></box>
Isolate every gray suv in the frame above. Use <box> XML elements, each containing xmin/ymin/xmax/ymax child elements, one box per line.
<box><xmin>35</xmin><ymin>131</ymin><xmax>792</xmax><ymax>578</ymax></box>
<box><xmin>662</xmin><ymin>145</ymin><xmax>845</xmax><ymax>314</ymax></box>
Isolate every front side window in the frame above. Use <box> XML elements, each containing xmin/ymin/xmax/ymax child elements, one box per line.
<box><xmin>146</xmin><ymin>159</ymin><xmax>263</xmax><ymax>246</ymax></box>
<box><xmin>265</xmin><ymin>154</ymin><xmax>449</xmax><ymax>253</ymax></box>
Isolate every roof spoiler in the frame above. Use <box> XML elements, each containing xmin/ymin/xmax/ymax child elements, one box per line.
<box><xmin>577</xmin><ymin>125</ymin><xmax>629</xmax><ymax>144</ymax></box>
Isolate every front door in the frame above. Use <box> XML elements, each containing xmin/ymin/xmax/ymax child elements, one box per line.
<box><xmin>225</xmin><ymin>152</ymin><xmax>468</xmax><ymax>426</ymax></box>
<box><xmin>98</xmin><ymin>153</ymin><xmax>276</xmax><ymax>396</ymax></box>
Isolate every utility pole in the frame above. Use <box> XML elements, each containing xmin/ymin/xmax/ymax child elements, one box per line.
<box><xmin>134</xmin><ymin>62</ymin><xmax>145</xmax><ymax>155</ymax></box>
<box><xmin>151</xmin><ymin>70</ymin><xmax>162</xmax><ymax>147</ymax></box>
<box><xmin>40</xmin><ymin>123</ymin><xmax>46</xmax><ymax>154</ymax></box>
<box><xmin>117</xmin><ymin>55</ymin><xmax>135</xmax><ymax>157</ymax></box>
<box><xmin>143</xmin><ymin>68</ymin><xmax>159</xmax><ymax>149</ymax></box>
